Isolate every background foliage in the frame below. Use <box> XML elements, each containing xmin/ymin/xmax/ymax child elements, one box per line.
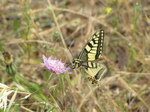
<box><xmin>0</xmin><ymin>0</ymin><xmax>150</xmax><ymax>112</ymax></box>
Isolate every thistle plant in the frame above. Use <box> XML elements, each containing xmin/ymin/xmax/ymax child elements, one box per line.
<box><xmin>2</xmin><ymin>51</ymin><xmax>16</xmax><ymax>76</ymax></box>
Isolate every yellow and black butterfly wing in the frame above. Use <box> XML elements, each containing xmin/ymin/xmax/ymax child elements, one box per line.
<box><xmin>79</xmin><ymin>63</ymin><xmax>107</xmax><ymax>85</ymax></box>
<box><xmin>72</xmin><ymin>29</ymin><xmax>107</xmax><ymax>84</ymax></box>
<box><xmin>87</xmin><ymin>63</ymin><xmax>107</xmax><ymax>84</ymax></box>
<box><xmin>78</xmin><ymin>30</ymin><xmax>104</xmax><ymax>63</ymax></box>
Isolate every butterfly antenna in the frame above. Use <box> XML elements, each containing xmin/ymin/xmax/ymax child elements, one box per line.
<box><xmin>68</xmin><ymin>40</ymin><xmax>75</xmax><ymax>59</ymax></box>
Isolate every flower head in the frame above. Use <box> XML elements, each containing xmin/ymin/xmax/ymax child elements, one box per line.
<box><xmin>106</xmin><ymin>7</ymin><xmax>112</xmax><ymax>14</ymax></box>
<box><xmin>42</xmin><ymin>55</ymin><xmax>71</xmax><ymax>74</ymax></box>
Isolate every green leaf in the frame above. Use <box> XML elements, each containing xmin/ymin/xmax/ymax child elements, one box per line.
<box><xmin>13</xmin><ymin>20</ymin><xmax>20</xmax><ymax>32</ymax></box>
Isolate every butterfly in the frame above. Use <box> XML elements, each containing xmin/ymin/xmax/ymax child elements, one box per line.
<box><xmin>72</xmin><ymin>30</ymin><xmax>107</xmax><ymax>84</ymax></box>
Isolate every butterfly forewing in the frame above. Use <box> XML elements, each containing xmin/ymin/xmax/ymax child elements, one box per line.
<box><xmin>78</xmin><ymin>30</ymin><xmax>104</xmax><ymax>62</ymax></box>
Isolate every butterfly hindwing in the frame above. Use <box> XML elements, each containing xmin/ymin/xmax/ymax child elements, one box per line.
<box><xmin>87</xmin><ymin>63</ymin><xmax>107</xmax><ymax>84</ymax></box>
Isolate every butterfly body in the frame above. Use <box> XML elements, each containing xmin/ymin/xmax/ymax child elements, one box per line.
<box><xmin>72</xmin><ymin>30</ymin><xmax>107</xmax><ymax>84</ymax></box>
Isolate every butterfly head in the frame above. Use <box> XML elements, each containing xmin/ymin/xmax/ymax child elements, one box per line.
<box><xmin>72</xmin><ymin>59</ymin><xmax>81</xmax><ymax>69</ymax></box>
